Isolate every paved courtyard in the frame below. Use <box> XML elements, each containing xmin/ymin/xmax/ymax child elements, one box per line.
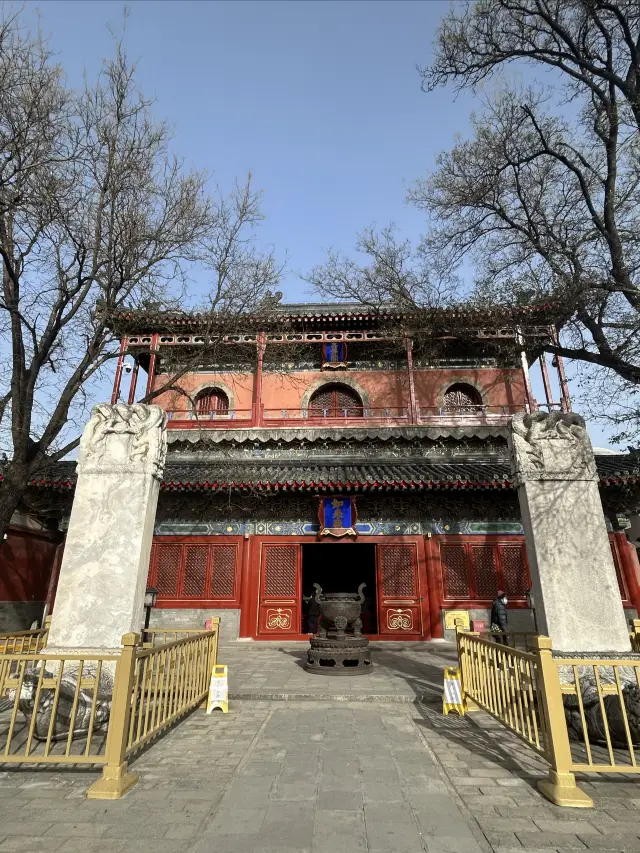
<box><xmin>1</xmin><ymin>643</ymin><xmax>640</xmax><ymax>853</ymax></box>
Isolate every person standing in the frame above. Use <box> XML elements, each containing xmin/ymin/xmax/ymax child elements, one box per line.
<box><xmin>490</xmin><ymin>590</ymin><xmax>509</xmax><ymax>644</ymax></box>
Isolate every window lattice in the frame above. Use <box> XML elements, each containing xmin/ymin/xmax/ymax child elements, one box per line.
<box><xmin>379</xmin><ymin>545</ymin><xmax>415</xmax><ymax>597</ymax></box>
<box><xmin>471</xmin><ymin>546</ymin><xmax>498</xmax><ymax>598</ymax></box>
<box><xmin>210</xmin><ymin>545</ymin><xmax>236</xmax><ymax>598</ymax></box>
<box><xmin>155</xmin><ymin>545</ymin><xmax>181</xmax><ymax>597</ymax></box>
<box><xmin>309</xmin><ymin>384</ymin><xmax>362</xmax><ymax>417</ymax></box>
<box><xmin>182</xmin><ymin>546</ymin><xmax>208</xmax><ymax>597</ymax></box>
<box><xmin>441</xmin><ymin>544</ymin><xmax>471</xmax><ymax>598</ymax></box>
<box><xmin>500</xmin><ymin>545</ymin><xmax>529</xmax><ymax>597</ymax></box>
<box><xmin>263</xmin><ymin>546</ymin><xmax>297</xmax><ymax>597</ymax></box>
<box><xmin>444</xmin><ymin>383</ymin><xmax>482</xmax><ymax>412</ymax></box>
<box><xmin>196</xmin><ymin>388</ymin><xmax>229</xmax><ymax>415</ymax></box>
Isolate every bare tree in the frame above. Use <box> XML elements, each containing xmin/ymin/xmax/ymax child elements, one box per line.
<box><xmin>312</xmin><ymin>2</ymin><xmax>640</xmax><ymax>442</ymax></box>
<box><xmin>307</xmin><ymin>226</ymin><xmax>456</xmax><ymax>310</ymax></box>
<box><xmin>413</xmin><ymin>0</ymin><xmax>640</xmax><ymax>440</ymax></box>
<box><xmin>0</xmin><ymin>12</ymin><xmax>280</xmax><ymax>540</ymax></box>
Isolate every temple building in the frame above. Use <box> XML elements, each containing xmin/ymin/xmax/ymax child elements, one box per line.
<box><xmin>2</xmin><ymin>302</ymin><xmax>640</xmax><ymax>639</ymax></box>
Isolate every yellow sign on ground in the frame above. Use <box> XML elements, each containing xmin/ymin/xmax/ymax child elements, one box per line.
<box><xmin>206</xmin><ymin>664</ymin><xmax>229</xmax><ymax>714</ymax></box>
<box><xmin>444</xmin><ymin>610</ymin><xmax>470</xmax><ymax>631</ymax></box>
<box><xmin>442</xmin><ymin>666</ymin><xmax>466</xmax><ymax>716</ymax></box>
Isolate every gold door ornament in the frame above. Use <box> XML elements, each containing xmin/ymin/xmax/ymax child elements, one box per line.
<box><xmin>387</xmin><ymin>609</ymin><xmax>413</xmax><ymax>630</ymax></box>
<box><xmin>266</xmin><ymin>608</ymin><xmax>292</xmax><ymax>630</ymax></box>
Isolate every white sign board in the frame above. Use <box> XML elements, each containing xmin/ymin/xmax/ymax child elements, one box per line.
<box><xmin>206</xmin><ymin>664</ymin><xmax>229</xmax><ymax>714</ymax></box>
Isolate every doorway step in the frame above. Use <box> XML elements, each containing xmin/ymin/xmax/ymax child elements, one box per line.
<box><xmin>220</xmin><ymin>641</ymin><xmax>457</xmax><ymax>705</ymax></box>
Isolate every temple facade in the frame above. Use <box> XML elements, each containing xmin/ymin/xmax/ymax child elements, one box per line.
<box><xmin>2</xmin><ymin>302</ymin><xmax>640</xmax><ymax>639</ymax></box>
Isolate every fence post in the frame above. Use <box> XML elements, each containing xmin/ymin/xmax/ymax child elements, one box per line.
<box><xmin>86</xmin><ymin>632</ymin><xmax>139</xmax><ymax>800</ymax></box>
<box><xmin>533</xmin><ymin>636</ymin><xmax>593</xmax><ymax>808</ymax></box>
<box><xmin>457</xmin><ymin>629</ymin><xmax>479</xmax><ymax>712</ymax></box>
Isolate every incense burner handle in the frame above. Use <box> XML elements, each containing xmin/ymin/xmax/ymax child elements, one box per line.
<box><xmin>313</xmin><ymin>583</ymin><xmax>324</xmax><ymax>602</ymax></box>
<box><xmin>357</xmin><ymin>583</ymin><xmax>366</xmax><ymax>604</ymax></box>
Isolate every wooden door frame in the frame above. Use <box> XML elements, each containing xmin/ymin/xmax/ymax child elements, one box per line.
<box><xmin>243</xmin><ymin>535</ymin><xmax>429</xmax><ymax>641</ymax></box>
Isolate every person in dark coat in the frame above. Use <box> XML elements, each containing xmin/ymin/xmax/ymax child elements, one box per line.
<box><xmin>490</xmin><ymin>590</ymin><xmax>509</xmax><ymax>644</ymax></box>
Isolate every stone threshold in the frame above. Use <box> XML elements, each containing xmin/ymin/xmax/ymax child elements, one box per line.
<box><xmin>228</xmin><ymin>690</ymin><xmax>441</xmax><ymax>704</ymax></box>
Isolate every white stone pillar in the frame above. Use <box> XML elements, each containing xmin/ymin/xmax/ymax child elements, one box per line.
<box><xmin>509</xmin><ymin>412</ymin><xmax>630</xmax><ymax>653</ymax></box>
<box><xmin>47</xmin><ymin>404</ymin><xmax>167</xmax><ymax>652</ymax></box>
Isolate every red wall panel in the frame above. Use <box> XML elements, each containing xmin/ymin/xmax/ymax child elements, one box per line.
<box><xmin>0</xmin><ymin>527</ymin><xmax>60</xmax><ymax>602</ymax></box>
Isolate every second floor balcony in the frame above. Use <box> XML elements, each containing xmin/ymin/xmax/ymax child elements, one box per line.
<box><xmin>165</xmin><ymin>402</ymin><xmax>536</xmax><ymax>430</ymax></box>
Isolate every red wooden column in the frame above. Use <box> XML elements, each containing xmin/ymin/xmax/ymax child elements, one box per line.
<box><xmin>516</xmin><ymin>327</ymin><xmax>537</xmax><ymax>412</ymax></box>
<box><xmin>43</xmin><ymin>537</ymin><xmax>65</xmax><ymax>618</ymax></box>
<box><xmin>252</xmin><ymin>331</ymin><xmax>266</xmax><ymax>426</ymax></box>
<box><xmin>539</xmin><ymin>355</ymin><xmax>554</xmax><ymax>411</ymax></box>
<box><xmin>145</xmin><ymin>332</ymin><xmax>160</xmax><ymax>399</ymax></box>
<box><xmin>615</xmin><ymin>532</ymin><xmax>640</xmax><ymax>616</ymax></box>
<box><xmin>425</xmin><ymin>534</ymin><xmax>444</xmax><ymax>639</ymax></box>
<box><xmin>551</xmin><ymin>330</ymin><xmax>571</xmax><ymax>412</ymax></box>
<box><xmin>238</xmin><ymin>534</ymin><xmax>254</xmax><ymax>638</ymax></box>
<box><xmin>111</xmin><ymin>337</ymin><xmax>127</xmax><ymax>404</ymax></box>
<box><xmin>127</xmin><ymin>359</ymin><xmax>140</xmax><ymax>404</ymax></box>
<box><xmin>405</xmin><ymin>336</ymin><xmax>418</xmax><ymax>424</ymax></box>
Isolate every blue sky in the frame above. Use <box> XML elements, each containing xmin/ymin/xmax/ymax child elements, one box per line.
<box><xmin>22</xmin><ymin>0</ymin><xmax>616</xmax><ymax>447</ymax></box>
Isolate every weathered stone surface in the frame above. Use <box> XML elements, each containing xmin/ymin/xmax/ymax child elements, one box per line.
<box><xmin>149</xmin><ymin>607</ymin><xmax>240</xmax><ymax>641</ymax></box>
<box><xmin>509</xmin><ymin>413</ymin><xmax>630</xmax><ymax>652</ymax></box>
<box><xmin>47</xmin><ymin>404</ymin><xmax>167</xmax><ymax>651</ymax></box>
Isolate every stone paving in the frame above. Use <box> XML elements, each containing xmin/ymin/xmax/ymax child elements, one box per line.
<box><xmin>1</xmin><ymin>642</ymin><xmax>640</xmax><ymax>853</ymax></box>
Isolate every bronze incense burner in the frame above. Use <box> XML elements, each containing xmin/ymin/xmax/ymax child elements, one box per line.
<box><xmin>305</xmin><ymin>583</ymin><xmax>372</xmax><ymax>675</ymax></box>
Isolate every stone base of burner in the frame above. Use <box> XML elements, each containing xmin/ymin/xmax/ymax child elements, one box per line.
<box><xmin>305</xmin><ymin>636</ymin><xmax>373</xmax><ymax>676</ymax></box>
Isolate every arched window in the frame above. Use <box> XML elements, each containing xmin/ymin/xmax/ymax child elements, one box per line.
<box><xmin>195</xmin><ymin>387</ymin><xmax>229</xmax><ymax>415</ymax></box>
<box><xmin>444</xmin><ymin>383</ymin><xmax>482</xmax><ymax>413</ymax></box>
<box><xmin>308</xmin><ymin>383</ymin><xmax>363</xmax><ymax>418</ymax></box>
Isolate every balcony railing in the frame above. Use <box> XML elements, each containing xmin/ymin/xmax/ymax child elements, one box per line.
<box><xmin>167</xmin><ymin>409</ymin><xmax>253</xmax><ymax>425</ymax></box>
<box><xmin>262</xmin><ymin>406</ymin><xmax>410</xmax><ymax>424</ymax></box>
<box><xmin>165</xmin><ymin>403</ymin><xmax>528</xmax><ymax>429</ymax></box>
<box><xmin>418</xmin><ymin>405</ymin><xmax>525</xmax><ymax>424</ymax></box>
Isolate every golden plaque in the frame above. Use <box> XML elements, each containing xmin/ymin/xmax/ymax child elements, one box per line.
<box><xmin>444</xmin><ymin>610</ymin><xmax>470</xmax><ymax>631</ymax></box>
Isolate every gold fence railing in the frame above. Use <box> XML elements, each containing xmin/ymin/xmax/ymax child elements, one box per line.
<box><xmin>475</xmin><ymin>631</ymin><xmax>539</xmax><ymax>652</ymax></box>
<box><xmin>0</xmin><ymin>619</ymin><xmax>220</xmax><ymax>798</ymax></box>
<box><xmin>0</xmin><ymin>617</ymin><xmax>51</xmax><ymax>654</ymax></box>
<box><xmin>457</xmin><ymin>630</ymin><xmax>640</xmax><ymax>808</ymax></box>
<box><xmin>457</xmin><ymin>631</ymin><xmax>548</xmax><ymax>757</ymax></box>
<box><xmin>142</xmin><ymin>627</ymin><xmax>212</xmax><ymax>646</ymax></box>
<box><xmin>126</xmin><ymin>629</ymin><xmax>219</xmax><ymax>756</ymax></box>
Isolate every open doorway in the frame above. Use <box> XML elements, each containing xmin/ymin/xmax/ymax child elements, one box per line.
<box><xmin>301</xmin><ymin>543</ymin><xmax>377</xmax><ymax>634</ymax></box>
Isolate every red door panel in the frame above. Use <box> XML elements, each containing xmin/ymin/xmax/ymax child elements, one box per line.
<box><xmin>258</xmin><ymin>543</ymin><xmax>301</xmax><ymax>635</ymax></box>
<box><xmin>376</xmin><ymin>543</ymin><xmax>422</xmax><ymax>635</ymax></box>
<box><xmin>437</xmin><ymin>536</ymin><xmax>530</xmax><ymax>604</ymax></box>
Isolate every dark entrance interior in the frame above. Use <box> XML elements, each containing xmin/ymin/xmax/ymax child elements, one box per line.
<box><xmin>301</xmin><ymin>544</ymin><xmax>377</xmax><ymax>634</ymax></box>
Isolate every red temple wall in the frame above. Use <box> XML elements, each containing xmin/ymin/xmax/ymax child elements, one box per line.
<box><xmin>152</xmin><ymin>367</ymin><xmax>526</xmax><ymax>414</ymax></box>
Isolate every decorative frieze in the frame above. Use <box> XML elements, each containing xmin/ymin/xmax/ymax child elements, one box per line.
<box><xmin>154</xmin><ymin>519</ymin><xmax>524</xmax><ymax>536</ymax></box>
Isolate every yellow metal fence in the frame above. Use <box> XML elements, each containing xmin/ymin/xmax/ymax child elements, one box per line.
<box><xmin>457</xmin><ymin>629</ymin><xmax>640</xmax><ymax>808</ymax></box>
<box><xmin>457</xmin><ymin>631</ymin><xmax>548</xmax><ymax>757</ymax></box>
<box><xmin>0</xmin><ymin>617</ymin><xmax>50</xmax><ymax>654</ymax></box>
<box><xmin>0</xmin><ymin>619</ymin><xmax>220</xmax><ymax>798</ymax></box>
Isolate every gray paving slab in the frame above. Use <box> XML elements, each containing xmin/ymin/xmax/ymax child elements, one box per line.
<box><xmin>1</xmin><ymin>641</ymin><xmax>640</xmax><ymax>853</ymax></box>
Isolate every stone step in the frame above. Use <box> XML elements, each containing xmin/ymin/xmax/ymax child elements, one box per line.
<box><xmin>228</xmin><ymin>690</ymin><xmax>440</xmax><ymax>704</ymax></box>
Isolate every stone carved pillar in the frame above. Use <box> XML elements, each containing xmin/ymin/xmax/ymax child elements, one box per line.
<box><xmin>509</xmin><ymin>412</ymin><xmax>630</xmax><ymax>653</ymax></box>
<box><xmin>47</xmin><ymin>404</ymin><xmax>167</xmax><ymax>652</ymax></box>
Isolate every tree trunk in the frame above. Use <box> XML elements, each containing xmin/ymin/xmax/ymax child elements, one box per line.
<box><xmin>0</xmin><ymin>461</ymin><xmax>32</xmax><ymax>545</ymax></box>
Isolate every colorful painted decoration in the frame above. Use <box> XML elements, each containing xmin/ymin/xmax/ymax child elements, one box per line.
<box><xmin>322</xmin><ymin>342</ymin><xmax>348</xmax><ymax>369</ymax></box>
<box><xmin>318</xmin><ymin>495</ymin><xmax>357</xmax><ymax>538</ymax></box>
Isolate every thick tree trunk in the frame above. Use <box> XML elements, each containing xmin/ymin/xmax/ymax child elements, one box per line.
<box><xmin>0</xmin><ymin>461</ymin><xmax>31</xmax><ymax>544</ymax></box>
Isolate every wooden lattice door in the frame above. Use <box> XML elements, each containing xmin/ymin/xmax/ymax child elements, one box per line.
<box><xmin>258</xmin><ymin>543</ymin><xmax>301</xmax><ymax>635</ymax></box>
<box><xmin>443</xmin><ymin>384</ymin><xmax>481</xmax><ymax>412</ymax></box>
<box><xmin>376</xmin><ymin>543</ymin><xmax>422</xmax><ymax>635</ymax></box>
<box><xmin>309</xmin><ymin>384</ymin><xmax>362</xmax><ymax>417</ymax></box>
<box><xmin>196</xmin><ymin>388</ymin><xmax>229</xmax><ymax>415</ymax></box>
